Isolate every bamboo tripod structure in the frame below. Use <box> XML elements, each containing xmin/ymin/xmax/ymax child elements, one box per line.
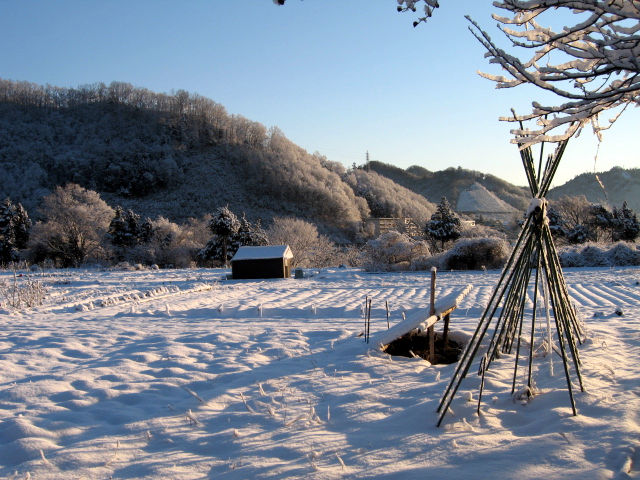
<box><xmin>436</xmin><ymin>136</ymin><xmax>586</xmax><ymax>427</ymax></box>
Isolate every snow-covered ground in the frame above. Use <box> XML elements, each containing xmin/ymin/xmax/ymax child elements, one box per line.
<box><xmin>1</xmin><ymin>266</ymin><xmax>639</xmax><ymax>479</ymax></box>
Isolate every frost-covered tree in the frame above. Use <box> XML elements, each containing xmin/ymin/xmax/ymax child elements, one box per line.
<box><xmin>397</xmin><ymin>1</ymin><xmax>640</xmax><ymax>146</ymax></box>
<box><xmin>550</xmin><ymin>195</ymin><xmax>592</xmax><ymax>241</ymax></box>
<box><xmin>426</xmin><ymin>197</ymin><xmax>461</xmax><ymax>250</ymax></box>
<box><xmin>566</xmin><ymin>224</ymin><xmax>593</xmax><ymax>245</ymax></box>
<box><xmin>108</xmin><ymin>207</ymin><xmax>144</xmax><ymax>248</ymax></box>
<box><xmin>365</xmin><ymin>230</ymin><xmax>431</xmax><ymax>270</ymax></box>
<box><xmin>206</xmin><ymin>206</ymin><xmax>240</xmax><ymax>266</ymax></box>
<box><xmin>134</xmin><ymin>217</ymin><xmax>199</xmax><ymax>268</ymax></box>
<box><xmin>0</xmin><ymin>198</ymin><xmax>32</xmax><ymax>265</ymax></box>
<box><xmin>231</xmin><ymin>214</ymin><xmax>269</xmax><ymax>252</ymax></box>
<box><xmin>29</xmin><ymin>184</ymin><xmax>114</xmax><ymax>267</ymax></box>
<box><xmin>199</xmin><ymin>208</ymin><xmax>270</xmax><ymax>266</ymax></box>
<box><xmin>266</xmin><ymin>216</ymin><xmax>337</xmax><ymax>268</ymax></box>
<box><xmin>587</xmin><ymin>204</ymin><xmax>614</xmax><ymax>242</ymax></box>
<box><xmin>613</xmin><ymin>201</ymin><xmax>640</xmax><ymax>242</ymax></box>
<box><xmin>547</xmin><ymin>207</ymin><xmax>566</xmax><ymax>240</ymax></box>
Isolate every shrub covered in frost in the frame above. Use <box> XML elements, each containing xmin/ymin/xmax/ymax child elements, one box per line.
<box><xmin>608</xmin><ymin>242</ymin><xmax>640</xmax><ymax>266</ymax></box>
<box><xmin>410</xmin><ymin>253</ymin><xmax>444</xmax><ymax>271</ymax></box>
<box><xmin>364</xmin><ymin>230</ymin><xmax>430</xmax><ymax>271</ymax></box>
<box><xmin>440</xmin><ymin>237</ymin><xmax>510</xmax><ymax>271</ymax></box>
<box><xmin>580</xmin><ymin>244</ymin><xmax>609</xmax><ymax>266</ymax></box>
<box><xmin>559</xmin><ymin>241</ymin><xmax>640</xmax><ymax>267</ymax></box>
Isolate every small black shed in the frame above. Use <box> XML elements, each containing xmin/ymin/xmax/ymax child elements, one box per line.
<box><xmin>230</xmin><ymin>245</ymin><xmax>294</xmax><ymax>279</ymax></box>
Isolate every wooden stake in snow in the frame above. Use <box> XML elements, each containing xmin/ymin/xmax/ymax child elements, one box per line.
<box><xmin>366</xmin><ymin>298</ymin><xmax>372</xmax><ymax>344</ymax></box>
<box><xmin>385</xmin><ymin>300</ymin><xmax>390</xmax><ymax>330</ymax></box>
<box><xmin>428</xmin><ymin>268</ymin><xmax>436</xmax><ymax>364</ymax></box>
<box><xmin>363</xmin><ymin>295</ymin><xmax>368</xmax><ymax>341</ymax></box>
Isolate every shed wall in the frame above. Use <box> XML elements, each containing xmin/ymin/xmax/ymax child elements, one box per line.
<box><xmin>231</xmin><ymin>258</ymin><xmax>290</xmax><ymax>279</ymax></box>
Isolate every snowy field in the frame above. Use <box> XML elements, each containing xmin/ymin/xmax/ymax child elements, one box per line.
<box><xmin>1</xmin><ymin>266</ymin><xmax>639</xmax><ymax>479</ymax></box>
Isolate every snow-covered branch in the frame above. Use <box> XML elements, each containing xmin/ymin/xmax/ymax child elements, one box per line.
<box><xmin>397</xmin><ymin>0</ymin><xmax>640</xmax><ymax>146</ymax></box>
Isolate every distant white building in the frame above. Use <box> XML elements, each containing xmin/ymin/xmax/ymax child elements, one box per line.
<box><xmin>456</xmin><ymin>182</ymin><xmax>518</xmax><ymax>225</ymax></box>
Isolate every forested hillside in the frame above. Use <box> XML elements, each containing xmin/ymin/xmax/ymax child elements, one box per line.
<box><xmin>2</xmin><ymin>79</ymin><xmax>634</xmax><ymax>240</ymax></box>
<box><xmin>0</xmin><ymin>79</ymin><xmax>435</xmax><ymax>238</ymax></box>
<box><xmin>548</xmin><ymin>167</ymin><xmax>640</xmax><ymax>213</ymax></box>
<box><xmin>364</xmin><ymin>161</ymin><xmax>531</xmax><ymax>212</ymax></box>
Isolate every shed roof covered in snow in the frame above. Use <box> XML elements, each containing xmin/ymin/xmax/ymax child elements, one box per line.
<box><xmin>231</xmin><ymin>245</ymin><xmax>293</xmax><ymax>262</ymax></box>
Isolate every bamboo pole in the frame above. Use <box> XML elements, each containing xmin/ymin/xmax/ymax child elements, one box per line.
<box><xmin>429</xmin><ymin>268</ymin><xmax>436</xmax><ymax>364</ymax></box>
<box><xmin>437</xmin><ymin>217</ymin><xmax>534</xmax><ymax>416</ymax></box>
<box><xmin>386</xmin><ymin>300</ymin><xmax>390</xmax><ymax>330</ymax></box>
<box><xmin>437</xmin><ymin>132</ymin><xmax>583</xmax><ymax>426</ymax></box>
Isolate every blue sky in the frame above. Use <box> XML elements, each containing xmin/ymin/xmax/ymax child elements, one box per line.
<box><xmin>1</xmin><ymin>0</ymin><xmax>637</xmax><ymax>186</ymax></box>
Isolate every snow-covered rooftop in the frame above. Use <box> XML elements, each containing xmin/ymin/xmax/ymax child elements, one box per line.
<box><xmin>231</xmin><ymin>245</ymin><xmax>293</xmax><ymax>261</ymax></box>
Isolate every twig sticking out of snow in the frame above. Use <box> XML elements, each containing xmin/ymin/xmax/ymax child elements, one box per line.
<box><xmin>39</xmin><ymin>449</ymin><xmax>51</xmax><ymax>466</ymax></box>
<box><xmin>239</xmin><ymin>392</ymin><xmax>255</xmax><ymax>413</ymax></box>
<box><xmin>105</xmin><ymin>440</ymin><xmax>120</xmax><ymax>466</ymax></box>
<box><xmin>284</xmin><ymin>414</ymin><xmax>308</xmax><ymax>427</ymax></box>
<box><xmin>186</xmin><ymin>409</ymin><xmax>200</xmax><ymax>425</ymax></box>
<box><xmin>182</xmin><ymin>386</ymin><xmax>204</xmax><ymax>403</ymax></box>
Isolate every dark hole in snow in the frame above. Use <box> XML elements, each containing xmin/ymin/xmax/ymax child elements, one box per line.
<box><xmin>383</xmin><ymin>331</ymin><xmax>463</xmax><ymax>364</ymax></box>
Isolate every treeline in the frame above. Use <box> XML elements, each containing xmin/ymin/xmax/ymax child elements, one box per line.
<box><xmin>363</xmin><ymin>161</ymin><xmax>531</xmax><ymax>212</ymax></box>
<box><xmin>0</xmin><ymin>184</ymin><xmax>348</xmax><ymax>269</ymax></box>
<box><xmin>549</xmin><ymin>196</ymin><xmax>640</xmax><ymax>244</ymax></box>
<box><xmin>0</xmin><ymin>78</ymin><xmax>438</xmax><ymax>236</ymax></box>
<box><xmin>0</xmin><ymin>78</ymin><xmax>266</xmax><ymax>148</ymax></box>
<box><xmin>345</xmin><ymin>169</ymin><xmax>435</xmax><ymax>222</ymax></box>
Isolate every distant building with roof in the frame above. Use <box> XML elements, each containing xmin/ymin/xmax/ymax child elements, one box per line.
<box><xmin>230</xmin><ymin>245</ymin><xmax>294</xmax><ymax>279</ymax></box>
<box><xmin>456</xmin><ymin>182</ymin><xmax>518</xmax><ymax>225</ymax></box>
<box><xmin>363</xmin><ymin>217</ymin><xmax>423</xmax><ymax>239</ymax></box>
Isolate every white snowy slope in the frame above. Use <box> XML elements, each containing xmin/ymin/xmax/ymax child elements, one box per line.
<box><xmin>0</xmin><ymin>267</ymin><xmax>639</xmax><ymax>479</ymax></box>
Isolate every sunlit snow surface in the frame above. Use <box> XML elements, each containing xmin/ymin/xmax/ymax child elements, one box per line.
<box><xmin>1</xmin><ymin>267</ymin><xmax>639</xmax><ymax>479</ymax></box>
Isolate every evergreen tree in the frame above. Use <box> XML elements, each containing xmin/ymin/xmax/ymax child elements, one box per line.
<box><xmin>547</xmin><ymin>207</ymin><xmax>566</xmax><ymax>239</ymax></box>
<box><xmin>0</xmin><ymin>198</ymin><xmax>32</xmax><ymax>264</ymax></box>
<box><xmin>425</xmin><ymin>197</ymin><xmax>461</xmax><ymax>250</ymax></box>
<box><xmin>587</xmin><ymin>204</ymin><xmax>613</xmax><ymax>242</ymax></box>
<box><xmin>232</xmin><ymin>214</ymin><xmax>268</xmax><ymax>251</ymax></box>
<box><xmin>139</xmin><ymin>218</ymin><xmax>154</xmax><ymax>244</ymax></box>
<box><xmin>566</xmin><ymin>224</ymin><xmax>592</xmax><ymax>245</ymax></box>
<box><xmin>199</xmin><ymin>210</ymin><xmax>269</xmax><ymax>266</ymax></box>
<box><xmin>108</xmin><ymin>206</ymin><xmax>143</xmax><ymax>248</ymax></box>
<box><xmin>205</xmin><ymin>206</ymin><xmax>240</xmax><ymax>266</ymax></box>
<box><xmin>613</xmin><ymin>202</ymin><xmax>640</xmax><ymax>242</ymax></box>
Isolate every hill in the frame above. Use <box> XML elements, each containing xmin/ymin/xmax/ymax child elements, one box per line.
<box><xmin>363</xmin><ymin>161</ymin><xmax>531</xmax><ymax>212</ymax></box>
<box><xmin>0</xmin><ymin>79</ymin><xmax>436</xmax><ymax>239</ymax></box>
<box><xmin>548</xmin><ymin>167</ymin><xmax>640</xmax><ymax>212</ymax></box>
<box><xmin>3</xmin><ymin>79</ymin><xmax>633</xmax><ymax>239</ymax></box>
